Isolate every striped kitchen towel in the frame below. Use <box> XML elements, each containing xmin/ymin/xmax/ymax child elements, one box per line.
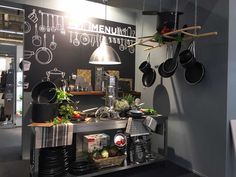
<box><xmin>35</xmin><ymin>123</ymin><xmax>73</xmax><ymax>149</ymax></box>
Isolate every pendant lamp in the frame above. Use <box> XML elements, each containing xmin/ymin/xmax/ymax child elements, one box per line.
<box><xmin>89</xmin><ymin>0</ymin><xmax>121</xmax><ymax>65</ymax></box>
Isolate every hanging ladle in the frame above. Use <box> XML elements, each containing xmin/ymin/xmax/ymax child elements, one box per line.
<box><xmin>49</xmin><ymin>34</ymin><xmax>57</xmax><ymax>50</ymax></box>
<box><xmin>39</xmin><ymin>10</ymin><xmax>46</xmax><ymax>32</ymax></box>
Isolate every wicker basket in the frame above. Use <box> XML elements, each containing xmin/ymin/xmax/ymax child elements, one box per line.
<box><xmin>93</xmin><ymin>155</ymin><xmax>127</xmax><ymax>169</ymax></box>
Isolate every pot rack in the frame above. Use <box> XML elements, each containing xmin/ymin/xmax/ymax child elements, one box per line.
<box><xmin>128</xmin><ymin>25</ymin><xmax>218</xmax><ymax>51</ymax></box>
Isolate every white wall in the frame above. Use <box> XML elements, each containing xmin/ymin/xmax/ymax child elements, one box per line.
<box><xmin>226</xmin><ymin>0</ymin><xmax>236</xmax><ymax>176</ymax></box>
<box><xmin>136</xmin><ymin>0</ymin><xmax>229</xmax><ymax>177</ymax></box>
<box><xmin>5</xmin><ymin>0</ymin><xmax>136</xmax><ymax>25</ymax></box>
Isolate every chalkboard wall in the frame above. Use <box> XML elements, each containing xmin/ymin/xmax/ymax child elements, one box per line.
<box><xmin>23</xmin><ymin>4</ymin><xmax>135</xmax><ymax>91</ymax></box>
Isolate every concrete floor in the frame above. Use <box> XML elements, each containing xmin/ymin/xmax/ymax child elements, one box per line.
<box><xmin>0</xmin><ymin>126</ymin><xmax>200</xmax><ymax>177</ymax></box>
<box><xmin>0</xmin><ymin>126</ymin><xmax>30</xmax><ymax>177</ymax></box>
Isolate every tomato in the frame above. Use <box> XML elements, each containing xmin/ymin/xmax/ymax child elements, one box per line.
<box><xmin>74</xmin><ymin>114</ymin><xmax>81</xmax><ymax>119</ymax></box>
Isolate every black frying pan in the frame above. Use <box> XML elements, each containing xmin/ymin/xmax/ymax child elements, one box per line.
<box><xmin>185</xmin><ymin>61</ymin><xmax>205</xmax><ymax>85</ymax></box>
<box><xmin>142</xmin><ymin>68</ymin><xmax>156</xmax><ymax>87</ymax></box>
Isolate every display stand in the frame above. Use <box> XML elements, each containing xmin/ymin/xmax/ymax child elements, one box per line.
<box><xmin>30</xmin><ymin>115</ymin><xmax>168</xmax><ymax>177</ymax></box>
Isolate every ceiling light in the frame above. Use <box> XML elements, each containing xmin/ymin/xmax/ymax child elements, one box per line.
<box><xmin>89</xmin><ymin>0</ymin><xmax>121</xmax><ymax>65</ymax></box>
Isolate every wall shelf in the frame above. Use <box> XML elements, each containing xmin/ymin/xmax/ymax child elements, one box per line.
<box><xmin>69</xmin><ymin>91</ymin><xmax>141</xmax><ymax>97</ymax></box>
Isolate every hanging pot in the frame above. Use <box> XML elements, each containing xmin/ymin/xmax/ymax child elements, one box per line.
<box><xmin>185</xmin><ymin>61</ymin><xmax>205</xmax><ymax>85</ymax></box>
<box><xmin>142</xmin><ymin>68</ymin><xmax>156</xmax><ymax>87</ymax></box>
<box><xmin>31</xmin><ymin>81</ymin><xmax>57</xmax><ymax>103</ymax></box>
<box><xmin>179</xmin><ymin>41</ymin><xmax>196</xmax><ymax>68</ymax></box>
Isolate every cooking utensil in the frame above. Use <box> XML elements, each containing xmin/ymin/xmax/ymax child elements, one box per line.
<box><xmin>69</xmin><ymin>31</ymin><xmax>73</xmax><ymax>43</ymax></box>
<box><xmin>31</xmin><ymin>81</ymin><xmax>57</xmax><ymax>103</ymax></box>
<box><xmin>139</xmin><ymin>53</ymin><xmax>151</xmax><ymax>73</ymax></box>
<box><xmin>163</xmin><ymin>39</ymin><xmax>182</xmax><ymax>73</ymax></box>
<box><xmin>24</xmin><ymin>50</ymin><xmax>35</xmax><ymax>59</ymax></box>
<box><xmin>49</xmin><ymin>34</ymin><xmax>57</xmax><ymax>50</ymax></box>
<box><xmin>142</xmin><ymin>68</ymin><xmax>156</xmax><ymax>87</ymax></box>
<box><xmin>46</xmin><ymin>13</ymin><xmax>50</xmax><ymax>32</ymax></box>
<box><xmin>113</xmin><ymin>37</ymin><xmax>116</xmax><ymax>44</ymax></box>
<box><xmin>60</xmin><ymin>16</ymin><xmax>66</xmax><ymax>35</ymax></box>
<box><xmin>32</xmin><ymin>23</ymin><xmax>42</xmax><ymax>46</ymax></box>
<box><xmin>90</xmin><ymin>34</ymin><xmax>95</xmax><ymax>47</ymax></box>
<box><xmin>185</xmin><ymin>61</ymin><xmax>205</xmax><ymax>85</ymax></box>
<box><xmin>128</xmin><ymin>40</ymin><xmax>135</xmax><ymax>54</ymax></box>
<box><xmin>80</xmin><ymin>33</ymin><xmax>90</xmax><ymax>46</ymax></box>
<box><xmin>56</xmin><ymin>15</ymin><xmax>61</xmax><ymax>31</ymax></box>
<box><xmin>24</xmin><ymin>21</ymin><xmax>31</xmax><ymax>34</ymax></box>
<box><xmin>39</xmin><ymin>10</ymin><xmax>46</xmax><ymax>32</ymax></box>
<box><xmin>153</xmin><ymin>77</ymin><xmax>170</xmax><ymax>116</ymax></box>
<box><xmin>108</xmin><ymin>36</ymin><xmax>112</xmax><ymax>43</ymax></box>
<box><xmin>51</xmin><ymin>14</ymin><xmax>57</xmax><ymax>32</ymax></box>
<box><xmin>73</xmin><ymin>32</ymin><xmax>80</xmax><ymax>46</ymax></box>
<box><xmin>179</xmin><ymin>41</ymin><xmax>196</xmax><ymax>68</ymax></box>
<box><xmin>35</xmin><ymin>34</ymin><xmax>53</xmax><ymax>65</ymax></box>
<box><xmin>28</xmin><ymin>9</ymin><xmax>38</xmax><ymax>23</ymax></box>
<box><xmin>119</xmin><ymin>38</ymin><xmax>125</xmax><ymax>51</ymax></box>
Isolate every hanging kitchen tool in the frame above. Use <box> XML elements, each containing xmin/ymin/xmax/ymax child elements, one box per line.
<box><xmin>60</xmin><ymin>16</ymin><xmax>66</xmax><ymax>35</ymax></box>
<box><xmin>39</xmin><ymin>10</ymin><xmax>46</xmax><ymax>32</ymax></box>
<box><xmin>32</xmin><ymin>23</ymin><xmax>42</xmax><ymax>46</ymax></box>
<box><xmin>49</xmin><ymin>34</ymin><xmax>57</xmax><ymax>50</ymax></box>
<box><xmin>46</xmin><ymin>13</ymin><xmax>51</xmax><ymax>32</ymax></box>
<box><xmin>56</xmin><ymin>15</ymin><xmax>61</xmax><ymax>31</ymax></box>
<box><xmin>35</xmin><ymin>34</ymin><xmax>53</xmax><ymax>65</ymax></box>
<box><xmin>128</xmin><ymin>40</ymin><xmax>135</xmax><ymax>54</ymax></box>
<box><xmin>69</xmin><ymin>31</ymin><xmax>73</xmax><ymax>43</ymax></box>
<box><xmin>24</xmin><ymin>21</ymin><xmax>31</xmax><ymax>34</ymax></box>
<box><xmin>153</xmin><ymin>76</ymin><xmax>170</xmax><ymax>116</ymax></box>
<box><xmin>28</xmin><ymin>9</ymin><xmax>38</xmax><ymax>23</ymax></box>
<box><xmin>130</xmin><ymin>0</ymin><xmax>217</xmax><ymax>50</ymax></box>
<box><xmin>80</xmin><ymin>33</ymin><xmax>90</xmax><ymax>46</ymax></box>
<box><xmin>24</xmin><ymin>50</ymin><xmax>35</xmax><ymax>59</ymax></box>
<box><xmin>119</xmin><ymin>38</ymin><xmax>125</xmax><ymax>51</ymax></box>
<box><xmin>73</xmin><ymin>32</ymin><xmax>80</xmax><ymax>46</ymax></box>
<box><xmin>179</xmin><ymin>41</ymin><xmax>196</xmax><ymax>68</ymax></box>
<box><xmin>141</xmin><ymin>52</ymin><xmax>156</xmax><ymax>87</ymax></box>
<box><xmin>184</xmin><ymin>0</ymin><xmax>205</xmax><ymax>85</ymax></box>
<box><xmin>51</xmin><ymin>14</ymin><xmax>57</xmax><ymax>32</ymax></box>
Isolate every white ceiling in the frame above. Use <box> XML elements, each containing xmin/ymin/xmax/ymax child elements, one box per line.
<box><xmin>87</xmin><ymin>0</ymin><xmax>175</xmax><ymax>11</ymax></box>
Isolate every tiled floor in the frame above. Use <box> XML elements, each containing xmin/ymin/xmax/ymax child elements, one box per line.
<box><xmin>0</xmin><ymin>126</ymin><xmax>201</xmax><ymax>177</ymax></box>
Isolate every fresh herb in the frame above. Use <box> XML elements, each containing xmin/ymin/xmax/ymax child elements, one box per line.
<box><xmin>58</xmin><ymin>104</ymin><xmax>75</xmax><ymax>119</ymax></box>
<box><xmin>54</xmin><ymin>88</ymin><xmax>73</xmax><ymax>103</ymax></box>
<box><xmin>122</xmin><ymin>94</ymin><xmax>135</xmax><ymax>106</ymax></box>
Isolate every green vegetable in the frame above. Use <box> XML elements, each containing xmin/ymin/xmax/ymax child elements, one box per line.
<box><xmin>115</xmin><ymin>99</ymin><xmax>129</xmax><ymax>111</ymax></box>
<box><xmin>101</xmin><ymin>149</ymin><xmax>109</xmax><ymax>158</ymax></box>
<box><xmin>141</xmin><ymin>108</ymin><xmax>157</xmax><ymax>115</ymax></box>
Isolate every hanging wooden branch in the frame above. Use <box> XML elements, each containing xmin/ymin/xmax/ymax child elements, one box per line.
<box><xmin>128</xmin><ymin>25</ymin><xmax>218</xmax><ymax>51</ymax></box>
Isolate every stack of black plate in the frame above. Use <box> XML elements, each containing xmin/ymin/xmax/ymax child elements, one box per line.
<box><xmin>39</xmin><ymin>146</ymin><xmax>69</xmax><ymax>177</ymax></box>
<box><xmin>68</xmin><ymin>156</ymin><xmax>97</xmax><ymax>175</ymax></box>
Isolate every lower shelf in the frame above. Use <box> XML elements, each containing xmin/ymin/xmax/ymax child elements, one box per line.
<box><xmin>68</xmin><ymin>154</ymin><xmax>166</xmax><ymax>177</ymax></box>
<box><xmin>30</xmin><ymin>154</ymin><xmax>166</xmax><ymax>177</ymax></box>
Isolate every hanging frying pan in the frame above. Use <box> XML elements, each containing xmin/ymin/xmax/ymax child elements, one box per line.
<box><xmin>142</xmin><ymin>68</ymin><xmax>156</xmax><ymax>87</ymax></box>
<box><xmin>35</xmin><ymin>34</ymin><xmax>53</xmax><ymax>65</ymax></box>
<box><xmin>153</xmin><ymin>77</ymin><xmax>170</xmax><ymax>116</ymax></box>
<box><xmin>185</xmin><ymin>61</ymin><xmax>205</xmax><ymax>85</ymax></box>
